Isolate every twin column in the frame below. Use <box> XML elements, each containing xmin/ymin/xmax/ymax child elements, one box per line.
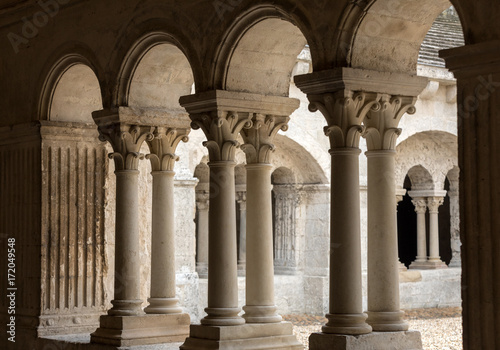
<box><xmin>295</xmin><ymin>68</ymin><xmax>427</xmax><ymax>340</ymax></box>
<box><xmin>92</xmin><ymin>109</ymin><xmax>190</xmax><ymax>317</ymax></box>
<box><xmin>179</xmin><ymin>90</ymin><xmax>299</xmax><ymax>326</ymax></box>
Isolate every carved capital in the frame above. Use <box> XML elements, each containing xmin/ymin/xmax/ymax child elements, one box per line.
<box><xmin>412</xmin><ymin>199</ymin><xmax>428</xmax><ymax>214</ymax></box>
<box><xmin>146</xmin><ymin>127</ymin><xmax>190</xmax><ymax>172</ymax></box>
<box><xmin>96</xmin><ymin>122</ymin><xmax>154</xmax><ymax>171</ymax></box>
<box><xmin>307</xmin><ymin>90</ymin><xmax>380</xmax><ymax>148</ymax></box>
<box><xmin>190</xmin><ymin>110</ymin><xmax>252</xmax><ymax>162</ymax></box>
<box><xmin>196</xmin><ymin>191</ymin><xmax>210</xmax><ymax>211</ymax></box>
<box><xmin>427</xmin><ymin>197</ymin><xmax>445</xmax><ymax>214</ymax></box>
<box><xmin>240</xmin><ymin>114</ymin><xmax>289</xmax><ymax>164</ymax></box>
<box><xmin>363</xmin><ymin>94</ymin><xmax>417</xmax><ymax>150</ymax></box>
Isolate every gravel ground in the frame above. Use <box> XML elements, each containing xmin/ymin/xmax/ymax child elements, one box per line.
<box><xmin>284</xmin><ymin>307</ymin><xmax>463</xmax><ymax>350</ymax></box>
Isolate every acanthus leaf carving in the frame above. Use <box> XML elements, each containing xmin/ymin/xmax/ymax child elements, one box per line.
<box><xmin>190</xmin><ymin>111</ymin><xmax>253</xmax><ymax>162</ymax></box>
<box><xmin>146</xmin><ymin>126</ymin><xmax>190</xmax><ymax>172</ymax></box>
<box><xmin>241</xmin><ymin>113</ymin><xmax>290</xmax><ymax>164</ymax></box>
<box><xmin>96</xmin><ymin>122</ymin><xmax>154</xmax><ymax>171</ymax></box>
<box><xmin>363</xmin><ymin>94</ymin><xmax>417</xmax><ymax>150</ymax></box>
<box><xmin>308</xmin><ymin>90</ymin><xmax>379</xmax><ymax>149</ymax></box>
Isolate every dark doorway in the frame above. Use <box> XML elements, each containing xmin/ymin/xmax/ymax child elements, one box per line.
<box><xmin>397</xmin><ymin>176</ymin><xmax>418</xmax><ymax>267</ymax></box>
<box><xmin>439</xmin><ymin>178</ymin><xmax>452</xmax><ymax>265</ymax></box>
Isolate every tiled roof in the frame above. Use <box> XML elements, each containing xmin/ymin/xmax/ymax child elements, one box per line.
<box><xmin>418</xmin><ymin>9</ymin><xmax>465</xmax><ymax>68</ymax></box>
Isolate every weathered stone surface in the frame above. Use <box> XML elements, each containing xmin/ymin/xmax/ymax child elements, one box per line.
<box><xmin>309</xmin><ymin>330</ymin><xmax>423</xmax><ymax>350</ymax></box>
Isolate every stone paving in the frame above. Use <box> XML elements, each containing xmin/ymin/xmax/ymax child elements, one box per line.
<box><xmin>283</xmin><ymin>307</ymin><xmax>463</xmax><ymax>350</ymax></box>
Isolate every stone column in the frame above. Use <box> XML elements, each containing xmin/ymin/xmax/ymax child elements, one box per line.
<box><xmin>364</xmin><ymin>94</ymin><xmax>422</xmax><ymax>331</ymax></box>
<box><xmin>447</xmin><ymin>187</ymin><xmax>461</xmax><ymax>268</ymax></box>
<box><xmin>409</xmin><ymin>197</ymin><xmax>429</xmax><ymax>269</ymax></box>
<box><xmin>180</xmin><ymin>91</ymin><xmax>302</xmax><ymax>349</ymax></box>
<box><xmin>396</xmin><ymin>188</ymin><xmax>408</xmax><ymax>271</ymax></box>
<box><xmin>91</xmin><ymin>108</ymin><xmax>191</xmax><ymax>347</ymax></box>
<box><xmin>297</xmin><ymin>68</ymin><xmax>426</xmax><ymax>349</ymax></box>
<box><xmin>427</xmin><ymin>196</ymin><xmax>447</xmax><ymax>268</ymax></box>
<box><xmin>236</xmin><ymin>190</ymin><xmax>247</xmax><ymax>275</ymax></box>
<box><xmin>180</xmin><ymin>91</ymin><xmax>257</xmax><ymax>326</ymax></box>
<box><xmin>296</xmin><ymin>76</ymin><xmax>379</xmax><ymax>335</ymax></box>
<box><xmin>440</xmin><ymin>43</ymin><xmax>500</xmax><ymax>349</ymax></box>
<box><xmin>144</xmin><ymin>126</ymin><xmax>190</xmax><ymax>314</ymax></box>
<box><xmin>241</xmin><ymin>113</ymin><xmax>295</xmax><ymax>323</ymax></box>
<box><xmin>195</xmin><ymin>190</ymin><xmax>209</xmax><ymax>278</ymax></box>
<box><xmin>92</xmin><ymin>114</ymin><xmax>154</xmax><ymax>317</ymax></box>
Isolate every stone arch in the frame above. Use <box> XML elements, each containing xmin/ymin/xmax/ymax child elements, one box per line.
<box><xmin>38</xmin><ymin>51</ymin><xmax>103</xmax><ymax>122</ymax></box>
<box><xmin>406</xmin><ymin>165</ymin><xmax>435</xmax><ymax>190</ymax></box>
<box><xmin>396</xmin><ymin>131</ymin><xmax>458</xmax><ymax>190</ymax></box>
<box><xmin>272</xmin><ymin>166</ymin><xmax>296</xmax><ymax>185</ymax></box>
<box><xmin>115</xmin><ymin>33</ymin><xmax>195</xmax><ymax>108</ymax></box>
<box><xmin>273</xmin><ymin>134</ymin><xmax>329</xmax><ymax>185</ymax></box>
<box><xmin>214</xmin><ymin>7</ymin><xmax>309</xmax><ymax>96</ymax></box>
<box><xmin>337</xmin><ymin>0</ymin><xmax>460</xmax><ymax>74</ymax></box>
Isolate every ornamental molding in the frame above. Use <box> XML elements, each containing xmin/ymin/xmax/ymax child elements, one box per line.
<box><xmin>294</xmin><ymin>68</ymin><xmax>428</xmax><ymax>97</ymax></box>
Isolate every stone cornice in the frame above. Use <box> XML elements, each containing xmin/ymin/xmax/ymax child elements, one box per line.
<box><xmin>294</xmin><ymin>68</ymin><xmax>427</xmax><ymax>97</ymax></box>
<box><xmin>0</xmin><ymin>121</ymin><xmax>99</xmax><ymax>146</ymax></box>
<box><xmin>179</xmin><ymin>90</ymin><xmax>299</xmax><ymax>117</ymax></box>
<box><xmin>92</xmin><ymin>107</ymin><xmax>191</xmax><ymax>129</ymax></box>
<box><xmin>408</xmin><ymin>190</ymin><xmax>447</xmax><ymax>199</ymax></box>
<box><xmin>440</xmin><ymin>41</ymin><xmax>500</xmax><ymax>78</ymax></box>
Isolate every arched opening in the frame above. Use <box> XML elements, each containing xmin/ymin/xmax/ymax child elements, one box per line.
<box><xmin>49</xmin><ymin>64</ymin><xmax>102</xmax><ymax>122</ymax></box>
<box><xmin>194</xmin><ymin>162</ymin><xmax>210</xmax><ymax>278</ymax></box>
<box><xmin>271</xmin><ymin>166</ymin><xmax>298</xmax><ymax>275</ymax></box>
<box><xmin>397</xmin><ymin>175</ymin><xmax>417</xmax><ymax>267</ymax></box>
<box><xmin>439</xmin><ymin>177</ymin><xmax>452</xmax><ymax>265</ymax></box>
<box><xmin>223</xmin><ymin>17</ymin><xmax>308</xmax><ymax>96</ymax></box>
<box><xmin>128</xmin><ymin>43</ymin><xmax>194</xmax><ymax>108</ymax></box>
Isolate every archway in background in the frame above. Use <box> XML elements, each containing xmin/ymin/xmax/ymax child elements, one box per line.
<box><xmin>397</xmin><ymin>175</ymin><xmax>417</xmax><ymax>267</ymax></box>
<box><xmin>49</xmin><ymin>64</ymin><xmax>102</xmax><ymax>122</ymax></box>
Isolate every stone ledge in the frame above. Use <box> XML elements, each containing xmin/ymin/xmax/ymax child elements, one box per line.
<box><xmin>181</xmin><ymin>322</ymin><xmax>302</xmax><ymax>349</ymax></box>
<box><xmin>309</xmin><ymin>330</ymin><xmax>422</xmax><ymax>350</ymax></box>
<box><xmin>90</xmin><ymin>313</ymin><xmax>190</xmax><ymax>347</ymax></box>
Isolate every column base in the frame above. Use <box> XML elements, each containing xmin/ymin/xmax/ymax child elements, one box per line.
<box><xmin>180</xmin><ymin>322</ymin><xmax>302</xmax><ymax>350</ymax></box>
<box><xmin>409</xmin><ymin>259</ymin><xmax>448</xmax><ymax>270</ymax></box>
<box><xmin>144</xmin><ymin>297</ymin><xmax>183</xmax><ymax>314</ymax></box>
<box><xmin>309</xmin><ymin>330</ymin><xmax>422</xmax><ymax>350</ymax></box>
<box><xmin>201</xmin><ymin>307</ymin><xmax>245</xmax><ymax>326</ymax></box>
<box><xmin>243</xmin><ymin>305</ymin><xmax>283</xmax><ymax>323</ymax></box>
<box><xmin>322</xmin><ymin>313</ymin><xmax>372</xmax><ymax>335</ymax></box>
<box><xmin>366</xmin><ymin>311</ymin><xmax>409</xmax><ymax>331</ymax></box>
<box><xmin>398</xmin><ymin>261</ymin><xmax>408</xmax><ymax>272</ymax></box>
<box><xmin>90</xmin><ymin>313</ymin><xmax>190</xmax><ymax>347</ymax></box>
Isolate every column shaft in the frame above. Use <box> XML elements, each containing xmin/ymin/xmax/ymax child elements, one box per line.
<box><xmin>243</xmin><ymin>164</ymin><xmax>281</xmax><ymax>323</ymax></box>
<box><xmin>110</xmin><ymin>170</ymin><xmax>144</xmax><ymax>316</ymax></box>
<box><xmin>202</xmin><ymin>161</ymin><xmax>244</xmax><ymax>326</ymax></box>
<box><xmin>196</xmin><ymin>197</ymin><xmax>209</xmax><ymax>277</ymax></box>
<box><xmin>324</xmin><ymin>148</ymin><xmax>371</xmax><ymax>335</ymax></box>
<box><xmin>416</xmin><ymin>208</ymin><xmax>427</xmax><ymax>262</ymax></box>
<box><xmin>145</xmin><ymin>171</ymin><xmax>181</xmax><ymax>314</ymax></box>
<box><xmin>427</xmin><ymin>197</ymin><xmax>445</xmax><ymax>262</ymax></box>
<box><xmin>366</xmin><ymin>150</ymin><xmax>408</xmax><ymax>331</ymax></box>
